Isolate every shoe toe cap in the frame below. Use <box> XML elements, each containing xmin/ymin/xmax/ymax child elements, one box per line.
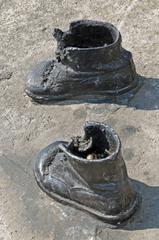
<box><xmin>26</xmin><ymin>60</ymin><xmax>53</xmax><ymax>95</ymax></box>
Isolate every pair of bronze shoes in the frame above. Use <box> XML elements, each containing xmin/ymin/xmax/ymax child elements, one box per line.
<box><xmin>26</xmin><ymin>20</ymin><xmax>141</xmax><ymax>224</ymax></box>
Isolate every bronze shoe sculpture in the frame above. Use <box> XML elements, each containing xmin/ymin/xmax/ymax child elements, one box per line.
<box><xmin>34</xmin><ymin>121</ymin><xmax>140</xmax><ymax>223</ymax></box>
<box><xmin>26</xmin><ymin>20</ymin><xmax>141</xmax><ymax>103</ymax></box>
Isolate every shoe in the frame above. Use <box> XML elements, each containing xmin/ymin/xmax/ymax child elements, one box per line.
<box><xmin>25</xmin><ymin>20</ymin><xmax>141</xmax><ymax>103</ymax></box>
<box><xmin>34</xmin><ymin>121</ymin><xmax>140</xmax><ymax>223</ymax></box>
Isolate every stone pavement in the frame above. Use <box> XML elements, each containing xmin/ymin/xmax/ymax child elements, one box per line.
<box><xmin>0</xmin><ymin>0</ymin><xmax>159</xmax><ymax>239</ymax></box>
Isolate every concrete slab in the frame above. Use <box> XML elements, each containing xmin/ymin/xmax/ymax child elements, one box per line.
<box><xmin>0</xmin><ymin>0</ymin><xmax>159</xmax><ymax>239</ymax></box>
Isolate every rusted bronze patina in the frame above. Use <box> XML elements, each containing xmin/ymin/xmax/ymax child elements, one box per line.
<box><xmin>26</xmin><ymin>20</ymin><xmax>141</xmax><ymax>103</ymax></box>
<box><xmin>34</xmin><ymin>122</ymin><xmax>140</xmax><ymax>223</ymax></box>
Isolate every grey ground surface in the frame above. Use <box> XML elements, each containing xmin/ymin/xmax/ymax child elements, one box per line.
<box><xmin>0</xmin><ymin>0</ymin><xmax>159</xmax><ymax>239</ymax></box>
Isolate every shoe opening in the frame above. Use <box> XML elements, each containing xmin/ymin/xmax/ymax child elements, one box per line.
<box><xmin>65</xmin><ymin>25</ymin><xmax>115</xmax><ymax>48</ymax></box>
<box><xmin>54</xmin><ymin>21</ymin><xmax>118</xmax><ymax>49</ymax></box>
<box><xmin>67</xmin><ymin>123</ymin><xmax>111</xmax><ymax>160</ymax></box>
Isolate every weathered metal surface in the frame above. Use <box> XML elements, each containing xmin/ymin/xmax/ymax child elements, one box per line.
<box><xmin>25</xmin><ymin>20</ymin><xmax>141</xmax><ymax>103</ymax></box>
<box><xmin>34</xmin><ymin>121</ymin><xmax>140</xmax><ymax>224</ymax></box>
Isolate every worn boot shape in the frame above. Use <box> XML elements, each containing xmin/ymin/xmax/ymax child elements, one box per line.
<box><xmin>26</xmin><ymin>20</ymin><xmax>140</xmax><ymax>103</ymax></box>
<box><xmin>34</xmin><ymin>122</ymin><xmax>140</xmax><ymax>223</ymax></box>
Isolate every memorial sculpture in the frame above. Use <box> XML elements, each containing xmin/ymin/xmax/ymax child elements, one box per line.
<box><xmin>25</xmin><ymin>20</ymin><xmax>141</xmax><ymax>103</ymax></box>
<box><xmin>34</xmin><ymin>121</ymin><xmax>140</xmax><ymax>223</ymax></box>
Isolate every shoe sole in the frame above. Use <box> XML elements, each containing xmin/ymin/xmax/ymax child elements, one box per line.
<box><xmin>25</xmin><ymin>76</ymin><xmax>142</xmax><ymax>104</ymax></box>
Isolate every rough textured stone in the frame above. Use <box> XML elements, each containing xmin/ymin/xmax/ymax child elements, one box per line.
<box><xmin>0</xmin><ymin>65</ymin><xmax>12</xmax><ymax>81</ymax></box>
<box><xmin>0</xmin><ymin>0</ymin><xmax>159</xmax><ymax>239</ymax></box>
